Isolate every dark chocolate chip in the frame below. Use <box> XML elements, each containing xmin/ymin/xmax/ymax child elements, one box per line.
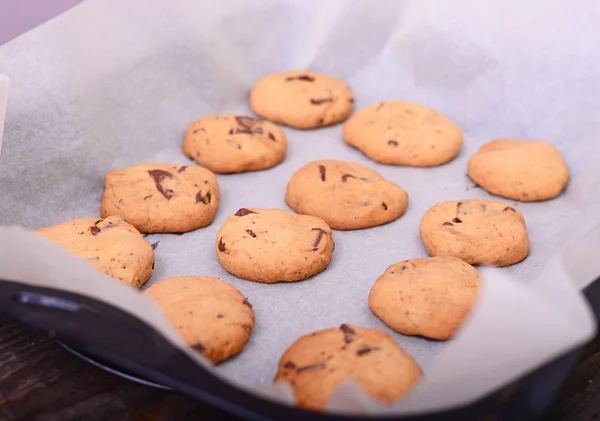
<box><xmin>310</xmin><ymin>97</ymin><xmax>333</xmax><ymax>105</ymax></box>
<box><xmin>89</xmin><ymin>226</ymin><xmax>100</xmax><ymax>236</ymax></box>
<box><xmin>217</xmin><ymin>314</ymin><xmax>224</xmax><ymax>319</ymax></box>
<box><xmin>178</xmin><ymin>166</ymin><xmax>187</xmax><ymax>173</ymax></box>
<box><xmin>192</xmin><ymin>127</ymin><xmax>206</xmax><ymax>134</ymax></box>
<box><xmin>246</xmin><ymin>229</ymin><xmax>256</xmax><ymax>238</ymax></box>
<box><xmin>151</xmin><ymin>261</ymin><xmax>155</xmax><ymax>270</ymax></box>
<box><xmin>452</xmin><ymin>217</ymin><xmax>462</xmax><ymax>223</ymax></box>
<box><xmin>442</xmin><ymin>222</ymin><xmax>454</xmax><ymax>226</ymax></box>
<box><xmin>235</xmin><ymin>208</ymin><xmax>257</xmax><ymax>217</ymax></box>
<box><xmin>233</xmin><ymin>116</ymin><xmax>264</xmax><ymax>135</ymax></box>
<box><xmin>356</xmin><ymin>344</ymin><xmax>382</xmax><ymax>356</ymax></box>
<box><xmin>297</xmin><ymin>362</ymin><xmax>326</xmax><ymax>373</ymax></box>
<box><xmin>311</xmin><ymin>228</ymin><xmax>327</xmax><ymax>249</ymax></box>
<box><xmin>218</xmin><ymin>238</ymin><xmax>226</xmax><ymax>252</ymax></box>
<box><xmin>341</xmin><ymin>174</ymin><xmax>356</xmax><ymax>182</ymax></box>
<box><xmin>340</xmin><ymin>324</ymin><xmax>357</xmax><ymax>344</ymax></box>
<box><xmin>143</xmin><ymin>195</ymin><xmax>153</xmax><ymax>200</ymax></box>
<box><xmin>148</xmin><ymin>169</ymin><xmax>174</xmax><ymax>200</ymax></box>
<box><xmin>382</xmin><ymin>202</ymin><xmax>388</xmax><ymax>210</ymax></box>
<box><xmin>388</xmin><ymin>140</ymin><xmax>399</xmax><ymax>147</ymax></box>
<box><xmin>243</xmin><ymin>298</ymin><xmax>253</xmax><ymax>308</ymax></box>
<box><xmin>503</xmin><ymin>207</ymin><xmax>516</xmax><ymax>213</ymax></box>
<box><xmin>268</xmin><ymin>132</ymin><xmax>276</xmax><ymax>141</ymax></box>
<box><xmin>284</xmin><ymin>361</ymin><xmax>297</xmax><ymax>369</ymax></box>
<box><xmin>151</xmin><ymin>241</ymin><xmax>160</xmax><ymax>250</ymax></box>
<box><xmin>196</xmin><ymin>191</ymin><xmax>211</xmax><ymax>205</ymax></box>
<box><xmin>285</xmin><ymin>74</ymin><xmax>315</xmax><ymax>82</ymax></box>
<box><xmin>318</xmin><ymin>165</ymin><xmax>326</xmax><ymax>181</ymax></box>
<box><xmin>228</xmin><ymin>128</ymin><xmax>234</xmax><ymax>135</ymax></box>
<box><xmin>191</xmin><ymin>342</ymin><xmax>206</xmax><ymax>353</ymax></box>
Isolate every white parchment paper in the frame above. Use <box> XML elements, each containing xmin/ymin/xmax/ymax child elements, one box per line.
<box><xmin>0</xmin><ymin>0</ymin><xmax>599</xmax><ymax>415</ymax></box>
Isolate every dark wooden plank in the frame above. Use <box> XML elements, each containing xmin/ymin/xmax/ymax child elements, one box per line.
<box><xmin>1</xmin><ymin>315</ymin><xmax>599</xmax><ymax>421</ymax></box>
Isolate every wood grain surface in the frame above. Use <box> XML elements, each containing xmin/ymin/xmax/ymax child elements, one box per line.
<box><xmin>0</xmin><ymin>317</ymin><xmax>599</xmax><ymax>421</ymax></box>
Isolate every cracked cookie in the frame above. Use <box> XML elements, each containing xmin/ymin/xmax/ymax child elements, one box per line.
<box><xmin>250</xmin><ymin>70</ymin><xmax>354</xmax><ymax>129</ymax></box>
<box><xmin>467</xmin><ymin>139</ymin><xmax>569</xmax><ymax>202</ymax></box>
<box><xmin>274</xmin><ymin>324</ymin><xmax>422</xmax><ymax>411</ymax></box>
<box><xmin>145</xmin><ymin>276</ymin><xmax>254</xmax><ymax>364</ymax></box>
<box><xmin>369</xmin><ymin>256</ymin><xmax>480</xmax><ymax>340</ymax></box>
<box><xmin>100</xmin><ymin>163</ymin><xmax>219</xmax><ymax>233</ymax></box>
<box><xmin>36</xmin><ymin>216</ymin><xmax>154</xmax><ymax>288</ymax></box>
<box><xmin>343</xmin><ymin>101</ymin><xmax>463</xmax><ymax>166</ymax></box>
<box><xmin>215</xmin><ymin>208</ymin><xmax>334</xmax><ymax>283</ymax></box>
<box><xmin>182</xmin><ymin>115</ymin><xmax>287</xmax><ymax>173</ymax></box>
<box><xmin>285</xmin><ymin>160</ymin><xmax>409</xmax><ymax>230</ymax></box>
<box><xmin>419</xmin><ymin>199</ymin><xmax>530</xmax><ymax>266</ymax></box>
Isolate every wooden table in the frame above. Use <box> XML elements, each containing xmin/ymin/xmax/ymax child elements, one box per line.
<box><xmin>1</xmin><ymin>317</ymin><xmax>599</xmax><ymax>421</ymax></box>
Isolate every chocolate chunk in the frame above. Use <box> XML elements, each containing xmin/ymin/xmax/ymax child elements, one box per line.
<box><xmin>356</xmin><ymin>344</ymin><xmax>382</xmax><ymax>356</ymax></box>
<box><xmin>503</xmin><ymin>207</ymin><xmax>516</xmax><ymax>213</ymax></box>
<box><xmin>196</xmin><ymin>191</ymin><xmax>211</xmax><ymax>205</ymax></box>
<box><xmin>227</xmin><ymin>139</ymin><xmax>242</xmax><ymax>149</ymax></box>
<box><xmin>151</xmin><ymin>241</ymin><xmax>160</xmax><ymax>250</ymax></box>
<box><xmin>341</xmin><ymin>174</ymin><xmax>356</xmax><ymax>182</ymax></box>
<box><xmin>242</xmin><ymin>298</ymin><xmax>253</xmax><ymax>308</ymax></box>
<box><xmin>382</xmin><ymin>202</ymin><xmax>388</xmax><ymax>210</ymax></box>
<box><xmin>235</xmin><ymin>208</ymin><xmax>257</xmax><ymax>216</ymax></box>
<box><xmin>442</xmin><ymin>222</ymin><xmax>454</xmax><ymax>226</ymax></box>
<box><xmin>401</xmin><ymin>265</ymin><xmax>407</xmax><ymax>271</ymax></box>
<box><xmin>340</xmin><ymin>324</ymin><xmax>357</xmax><ymax>344</ymax></box>
<box><xmin>297</xmin><ymin>362</ymin><xmax>326</xmax><ymax>373</ymax></box>
<box><xmin>191</xmin><ymin>342</ymin><xmax>206</xmax><ymax>353</ymax></box>
<box><xmin>388</xmin><ymin>140</ymin><xmax>399</xmax><ymax>147</ymax></box>
<box><xmin>234</xmin><ymin>116</ymin><xmax>264</xmax><ymax>135</ymax></box>
<box><xmin>318</xmin><ymin>165</ymin><xmax>326</xmax><ymax>181</ymax></box>
<box><xmin>283</xmin><ymin>361</ymin><xmax>297</xmax><ymax>369</ymax></box>
<box><xmin>192</xmin><ymin>127</ymin><xmax>206</xmax><ymax>134</ymax></box>
<box><xmin>148</xmin><ymin>169</ymin><xmax>174</xmax><ymax>200</ymax></box>
<box><xmin>218</xmin><ymin>238</ymin><xmax>226</xmax><ymax>252</ymax></box>
<box><xmin>178</xmin><ymin>166</ymin><xmax>187</xmax><ymax>173</ymax></box>
<box><xmin>143</xmin><ymin>195</ymin><xmax>153</xmax><ymax>200</ymax></box>
<box><xmin>217</xmin><ymin>314</ymin><xmax>224</xmax><ymax>319</ymax></box>
<box><xmin>246</xmin><ymin>229</ymin><xmax>256</xmax><ymax>238</ymax></box>
<box><xmin>268</xmin><ymin>132</ymin><xmax>276</xmax><ymax>141</ymax></box>
<box><xmin>285</xmin><ymin>74</ymin><xmax>315</xmax><ymax>82</ymax></box>
<box><xmin>311</xmin><ymin>228</ymin><xmax>327</xmax><ymax>249</ymax></box>
<box><xmin>151</xmin><ymin>261</ymin><xmax>155</xmax><ymax>270</ymax></box>
<box><xmin>452</xmin><ymin>217</ymin><xmax>462</xmax><ymax>223</ymax></box>
<box><xmin>310</xmin><ymin>97</ymin><xmax>333</xmax><ymax>105</ymax></box>
<box><xmin>89</xmin><ymin>226</ymin><xmax>101</xmax><ymax>236</ymax></box>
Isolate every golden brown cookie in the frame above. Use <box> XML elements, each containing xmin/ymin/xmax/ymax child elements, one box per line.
<box><xmin>249</xmin><ymin>70</ymin><xmax>354</xmax><ymax>129</ymax></box>
<box><xmin>369</xmin><ymin>257</ymin><xmax>480</xmax><ymax>340</ymax></box>
<box><xmin>343</xmin><ymin>101</ymin><xmax>463</xmax><ymax>166</ymax></box>
<box><xmin>285</xmin><ymin>160</ymin><xmax>409</xmax><ymax>230</ymax></box>
<box><xmin>36</xmin><ymin>216</ymin><xmax>154</xmax><ymax>288</ymax></box>
<box><xmin>467</xmin><ymin>139</ymin><xmax>569</xmax><ymax>202</ymax></box>
<box><xmin>216</xmin><ymin>208</ymin><xmax>334</xmax><ymax>283</ymax></box>
<box><xmin>100</xmin><ymin>163</ymin><xmax>219</xmax><ymax>233</ymax></box>
<box><xmin>144</xmin><ymin>276</ymin><xmax>254</xmax><ymax>363</ymax></box>
<box><xmin>182</xmin><ymin>115</ymin><xmax>287</xmax><ymax>173</ymax></box>
<box><xmin>274</xmin><ymin>324</ymin><xmax>422</xmax><ymax>412</ymax></box>
<box><xmin>419</xmin><ymin>199</ymin><xmax>530</xmax><ymax>267</ymax></box>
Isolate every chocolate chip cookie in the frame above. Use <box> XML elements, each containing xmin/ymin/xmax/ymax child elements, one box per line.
<box><xmin>36</xmin><ymin>216</ymin><xmax>154</xmax><ymax>288</ymax></box>
<box><xmin>419</xmin><ymin>199</ymin><xmax>530</xmax><ymax>266</ymax></box>
<box><xmin>182</xmin><ymin>115</ymin><xmax>287</xmax><ymax>173</ymax></box>
<box><xmin>285</xmin><ymin>160</ymin><xmax>409</xmax><ymax>230</ymax></box>
<box><xmin>100</xmin><ymin>163</ymin><xmax>219</xmax><ymax>233</ymax></box>
<box><xmin>467</xmin><ymin>139</ymin><xmax>569</xmax><ymax>201</ymax></box>
<box><xmin>343</xmin><ymin>101</ymin><xmax>463</xmax><ymax>166</ymax></box>
<box><xmin>250</xmin><ymin>70</ymin><xmax>354</xmax><ymax>129</ymax></box>
<box><xmin>145</xmin><ymin>276</ymin><xmax>254</xmax><ymax>364</ymax></box>
<box><xmin>274</xmin><ymin>324</ymin><xmax>422</xmax><ymax>411</ymax></box>
<box><xmin>216</xmin><ymin>208</ymin><xmax>334</xmax><ymax>283</ymax></box>
<box><xmin>369</xmin><ymin>256</ymin><xmax>480</xmax><ymax>340</ymax></box>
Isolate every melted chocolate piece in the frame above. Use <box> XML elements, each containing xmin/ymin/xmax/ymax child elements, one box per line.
<box><xmin>442</xmin><ymin>221</ymin><xmax>454</xmax><ymax>226</ymax></box>
<box><xmin>285</xmin><ymin>74</ymin><xmax>315</xmax><ymax>82</ymax></box>
<box><xmin>196</xmin><ymin>191</ymin><xmax>211</xmax><ymax>205</ymax></box>
<box><xmin>340</xmin><ymin>324</ymin><xmax>357</xmax><ymax>344</ymax></box>
<box><xmin>356</xmin><ymin>344</ymin><xmax>382</xmax><ymax>356</ymax></box>
<box><xmin>452</xmin><ymin>217</ymin><xmax>462</xmax><ymax>223</ymax></box>
<box><xmin>348</xmin><ymin>97</ymin><xmax>354</xmax><ymax>103</ymax></box>
<box><xmin>191</xmin><ymin>342</ymin><xmax>206</xmax><ymax>353</ymax></box>
<box><xmin>388</xmin><ymin>140</ymin><xmax>399</xmax><ymax>147</ymax></box>
<box><xmin>318</xmin><ymin>165</ymin><xmax>326</xmax><ymax>181</ymax></box>
<box><xmin>243</xmin><ymin>298</ymin><xmax>253</xmax><ymax>308</ymax></box>
<box><xmin>233</xmin><ymin>116</ymin><xmax>264</xmax><ymax>135</ymax></box>
<box><xmin>297</xmin><ymin>362</ymin><xmax>326</xmax><ymax>373</ymax></box>
<box><xmin>218</xmin><ymin>238</ymin><xmax>226</xmax><ymax>252</ymax></box>
<box><xmin>178</xmin><ymin>166</ymin><xmax>187</xmax><ymax>173</ymax></box>
<box><xmin>311</xmin><ymin>228</ymin><xmax>327</xmax><ymax>249</ymax></box>
<box><xmin>503</xmin><ymin>207</ymin><xmax>516</xmax><ymax>213</ymax></box>
<box><xmin>283</xmin><ymin>361</ymin><xmax>297</xmax><ymax>369</ymax></box>
<box><xmin>310</xmin><ymin>97</ymin><xmax>333</xmax><ymax>105</ymax></box>
<box><xmin>235</xmin><ymin>208</ymin><xmax>257</xmax><ymax>217</ymax></box>
<box><xmin>246</xmin><ymin>229</ymin><xmax>256</xmax><ymax>238</ymax></box>
<box><xmin>89</xmin><ymin>226</ymin><xmax>100</xmax><ymax>236</ymax></box>
<box><xmin>192</xmin><ymin>127</ymin><xmax>206</xmax><ymax>134</ymax></box>
<box><xmin>217</xmin><ymin>314</ymin><xmax>224</xmax><ymax>319</ymax></box>
<box><xmin>147</xmin><ymin>169</ymin><xmax>174</xmax><ymax>200</ymax></box>
<box><xmin>143</xmin><ymin>195</ymin><xmax>153</xmax><ymax>200</ymax></box>
<box><xmin>268</xmin><ymin>132</ymin><xmax>276</xmax><ymax>141</ymax></box>
<box><xmin>341</xmin><ymin>174</ymin><xmax>356</xmax><ymax>182</ymax></box>
<box><xmin>382</xmin><ymin>202</ymin><xmax>388</xmax><ymax>210</ymax></box>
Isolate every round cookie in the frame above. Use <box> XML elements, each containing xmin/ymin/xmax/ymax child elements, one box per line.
<box><xmin>216</xmin><ymin>208</ymin><xmax>334</xmax><ymax>283</ymax></box>
<box><xmin>419</xmin><ymin>199</ymin><xmax>530</xmax><ymax>267</ymax></box>
<box><xmin>249</xmin><ymin>70</ymin><xmax>354</xmax><ymax>129</ymax></box>
<box><xmin>182</xmin><ymin>115</ymin><xmax>287</xmax><ymax>173</ymax></box>
<box><xmin>144</xmin><ymin>276</ymin><xmax>254</xmax><ymax>363</ymax></box>
<box><xmin>369</xmin><ymin>256</ymin><xmax>480</xmax><ymax>340</ymax></box>
<box><xmin>285</xmin><ymin>160</ymin><xmax>409</xmax><ymax>230</ymax></box>
<box><xmin>274</xmin><ymin>324</ymin><xmax>422</xmax><ymax>412</ymax></box>
<box><xmin>467</xmin><ymin>139</ymin><xmax>569</xmax><ymax>202</ymax></box>
<box><xmin>100</xmin><ymin>163</ymin><xmax>219</xmax><ymax>233</ymax></box>
<box><xmin>343</xmin><ymin>101</ymin><xmax>463</xmax><ymax>167</ymax></box>
<box><xmin>36</xmin><ymin>216</ymin><xmax>154</xmax><ymax>288</ymax></box>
